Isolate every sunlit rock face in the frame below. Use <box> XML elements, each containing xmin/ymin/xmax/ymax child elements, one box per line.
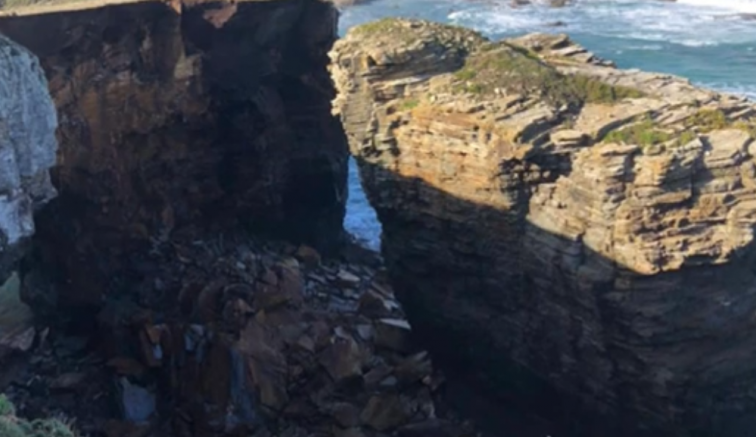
<box><xmin>332</xmin><ymin>18</ymin><xmax>756</xmax><ymax>436</ymax></box>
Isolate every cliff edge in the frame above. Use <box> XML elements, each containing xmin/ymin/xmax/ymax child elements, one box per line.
<box><xmin>331</xmin><ymin>18</ymin><xmax>756</xmax><ymax>436</ymax></box>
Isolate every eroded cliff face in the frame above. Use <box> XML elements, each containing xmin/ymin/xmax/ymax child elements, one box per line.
<box><xmin>0</xmin><ymin>34</ymin><xmax>57</xmax><ymax>282</ymax></box>
<box><xmin>0</xmin><ymin>0</ymin><xmax>348</xmax><ymax>311</ymax></box>
<box><xmin>0</xmin><ymin>35</ymin><xmax>56</xmax><ymax>360</ymax></box>
<box><xmin>331</xmin><ymin>18</ymin><xmax>756</xmax><ymax>436</ymax></box>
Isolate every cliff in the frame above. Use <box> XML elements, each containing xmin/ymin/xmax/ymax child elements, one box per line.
<box><xmin>0</xmin><ymin>35</ymin><xmax>56</xmax><ymax>359</ymax></box>
<box><xmin>0</xmin><ymin>34</ymin><xmax>56</xmax><ymax>283</ymax></box>
<box><xmin>0</xmin><ymin>4</ymin><xmax>477</xmax><ymax>437</ymax></box>
<box><xmin>0</xmin><ymin>0</ymin><xmax>348</xmax><ymax>312</ymax></box>
<box><xmin>331</xmin><ymin>18</ymin><xmax>756</xmax><ymax>436</ymax></box>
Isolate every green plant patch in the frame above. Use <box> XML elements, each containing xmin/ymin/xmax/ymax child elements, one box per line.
<box><xmin>398</xmin><ymin>98</ymin><xmax>420</xmax><ymax>110</ymax></box>
<box><xmin>603</xmin><ymin>118</ymin><xmax>672</xmax><ymax>148</ymax></box>
<box><xmin>451</xmin><ymin>42</ymin><xmax>643</xmax><ymax>107</ymax></box>
<box><xmin>684</xmin><ymin>109</ymin><xmax>729</xmax><ymax>133</ymax></box>
<box><xmin>682</xmin><ymin>109</ymin><xmax>756</xmax><ymax>139</ymax></box>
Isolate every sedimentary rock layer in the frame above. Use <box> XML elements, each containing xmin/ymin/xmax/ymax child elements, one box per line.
<box><xmin>0</xmin><ymin>0</ymin><xmax>348</xmax><ymax>309</ymax></box>
<box><xmin>331</xmin><ymin>18</ymin><xmax>756</xmax><ymax>436</ymax></box>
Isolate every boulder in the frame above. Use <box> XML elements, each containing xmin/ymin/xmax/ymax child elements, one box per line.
<box><xmin>331</xmin><ymin>18</ymin><xmax>756</xmax><ymax>436</ymax></box>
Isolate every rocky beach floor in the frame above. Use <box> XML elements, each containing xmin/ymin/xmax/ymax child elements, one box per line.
<box><xmin>0</xmin><ymin>230</ymin><xmax>480</xmax><ymax>437</ymax></box>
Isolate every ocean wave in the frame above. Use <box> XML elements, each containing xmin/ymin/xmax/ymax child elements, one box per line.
<box><xmin>446</xmin><ymin>0</ymin><xmax>756</xmax><ymax>47</ymax></box>
<box><xmin>677</xmin><ymin>0</ymin><xmax>756</xmax><ymax>13</ymax></box>
<box><xmin>704</xmin><ymin>83</ymin><xmax>756</xmax><ymax>101</ymax></box>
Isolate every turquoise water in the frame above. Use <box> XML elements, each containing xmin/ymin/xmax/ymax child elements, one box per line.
<box><xmin>341</xmin><ymin>0</ymin><xmax>756</xmax><ymax>249</ymax></box>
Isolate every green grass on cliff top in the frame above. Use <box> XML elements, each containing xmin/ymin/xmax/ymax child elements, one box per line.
<box><xmin>453</xmin><ymin>42</ymin><xmax>644</xmax><ymax>107</ymax></box>
<box><xmin>352</xmin><ymin>19</ymin><xmax>644</xmax><ymax>108</ymax></box>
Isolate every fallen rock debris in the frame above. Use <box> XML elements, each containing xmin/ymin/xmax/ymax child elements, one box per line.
<box><xmin>1</xmin><ymin>231</ymin><xmax>478</xmax><ymax>437</ymax></box>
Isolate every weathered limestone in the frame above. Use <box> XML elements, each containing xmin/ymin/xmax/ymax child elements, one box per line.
<box><xmin>0</xmin><ymin>0</ymin><xmax>349</xmax><ymax>310</ymax></box>
<box><xmin>331</xmin><ymin>18</ymin><xmax>756</xmax><ymax>436</ymax></box>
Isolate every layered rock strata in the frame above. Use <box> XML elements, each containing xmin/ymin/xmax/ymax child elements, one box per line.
<box><xmin>0</xmin><ymin>0</ymin><xmax>349</xmax><ymax>311</ymax></box>
<box><xmin>332</xmin><ymin>19</ymin><xmax>756</xmax><ymax>436</ymax></box>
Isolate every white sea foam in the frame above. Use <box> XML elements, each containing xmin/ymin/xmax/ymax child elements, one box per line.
<box><xmin>677</xmin><ymin>0</ymin><xmax>756</xmax><ymax>13</ymax></box>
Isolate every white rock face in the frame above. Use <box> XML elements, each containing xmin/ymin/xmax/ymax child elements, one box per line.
<box><xmin>0</xmin><ymin>34</ymin><xmax>57</xmax><ymax>276</ymax></box>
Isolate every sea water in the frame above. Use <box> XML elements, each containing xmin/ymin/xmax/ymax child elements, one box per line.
<box><xmin>340</xmin><ymin>0</ymin><xmax>756</xmax><ymax>250</ymax></box>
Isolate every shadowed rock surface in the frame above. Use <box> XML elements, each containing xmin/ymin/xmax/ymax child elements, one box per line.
<box><xmin>0</xmin><ymin>4</ymin><xmax>481</xmax><ymax>437</ymax></box>
<box><xmin>331</xmin><ymin>18</ymin><xmax>756</xmax><ymax>436</ymax></box>
<box><xmin>0</xmin><ymin>0</ymin><xmax>349</xmax><ymax>314</ymax></box>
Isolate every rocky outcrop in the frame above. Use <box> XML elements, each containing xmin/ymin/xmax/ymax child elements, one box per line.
<box><xmin>0</xmin><ymin>34</ymin><xmax>56</xmax><ymax>284</ymax></box>
<box><xmin>0</xmin><ymin>35</ymin><xmax>56</xmax><ymax>361</ymax></box>
<box><xmin>332</xmin><ymin>18</ymin><xmax>756</xmax><ymax>436</ymax></box>
<box><xmin>0</xmin><ymin>0</ymin><xmax>348</xmax><ymax>311</ymax></box>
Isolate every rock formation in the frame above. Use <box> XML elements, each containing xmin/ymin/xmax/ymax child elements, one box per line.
<box><xmin>0</xmin><ymin>35</ymin><xmax>56</xmax><ymax>361</ymax></box>
<box><xmin>332</xmin><ymin>18</ymin><xmax>756</xmax><ymax>436</ymax></box>
<box><xmin>0</xmin><ymin>0</ymin><xmax>349</xmax><ymax>311</ymax></box>
<box><xmin>0</xmin><ymin>34</ymin><xmax>57</xmax><ymax>284</ymax></box>
<box><xmin>0</xmin><ymin>3</ymin><xmax>477</xmax><ymax>437</ymax></box>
